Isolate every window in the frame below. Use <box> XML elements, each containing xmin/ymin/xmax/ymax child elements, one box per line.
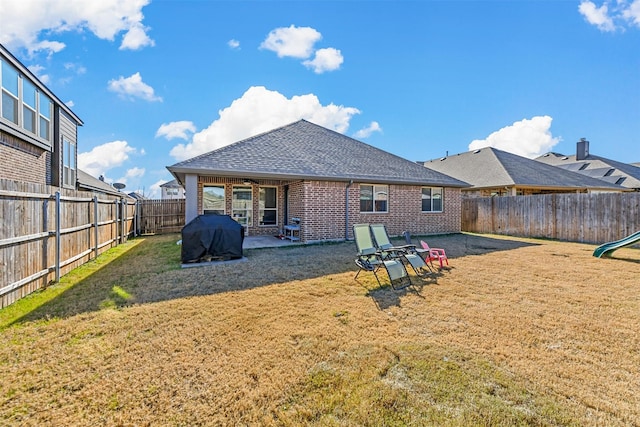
<box><xmin>62</xmin><ymin>137</ymin><xmax>76</xmax><ymax>187</ymax></box>
<box><xmin>422</xmin><ymin>187</ymin><xmax>443</xmax><ymax>212</ymax></box>
<box><xmin>1</xmin><ymin>59</ymin><xmax>54</xmax><ymax>143</ymax></box>
<box><xmin>39</xmin><ymin>92</ymin><xmax>51</xmax><ymax>141</ymax></box>
<box><xmin>259</xmin><ymin>187</ymin><xmax>277</xmax><ymax>225</ymax></box>
<box><xmin>360</xmin><ymin>184</ymin><xmax>388</xmax><ymax>213</ymax></box>
<box><xmin>203</xmin><ymin>185</ymin><xmax>225</xmax><ymax>214</ymax></box>
<box><xmin>22</xmin><ymin>79</ymin><xmax>36</xmax><ymax>134</ymax></box>
<box><xmin>1</xmin><ymin>60</ymin><xmax>18</xmax><ymax>124</ymax></box>
<box><xmin>232</xmin><ymin>186</ymin><xmax>253</xmax><ymax>228</ymax></box>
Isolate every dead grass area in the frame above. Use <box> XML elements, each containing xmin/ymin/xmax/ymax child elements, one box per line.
<box><xmin>1</xmin><ymin>233</ymin><xmax>639</xmax><ymax>426</ymax></box>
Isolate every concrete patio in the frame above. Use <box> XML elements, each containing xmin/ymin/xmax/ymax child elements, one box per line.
<box><xmin>242</xmin><ymin>235</ymin><xmax>302</xmax><ymax>249</ymax></box>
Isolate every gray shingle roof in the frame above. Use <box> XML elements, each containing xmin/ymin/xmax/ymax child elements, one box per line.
<box><xmin>422</xmin><ymin>147</ymin><xmax>626</xmax><ymax>191</ymax></box>
<box><xmin>536</xmin><ymin>152</ymin><xmax>640</xmax><ymax>189</ymax></box>
<box><xmin>167</xmin><ymin>120</ymin><xmax>468</xmax><ymax>187</ymax></box>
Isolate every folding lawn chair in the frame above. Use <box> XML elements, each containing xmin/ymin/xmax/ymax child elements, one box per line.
<box><xmin>369</xmin><ymin>224</ymin><xmax>433</xmax><ymax>277</ymax></box>
<box><xmin>403</xmin><ymin>230</ymin><xmax>435</xmax><ymax>269</ymax></box>
<box><xmin>353</xmin><ymin>223</ymin><xmax>411</xmax><ymax>290</ymax></box>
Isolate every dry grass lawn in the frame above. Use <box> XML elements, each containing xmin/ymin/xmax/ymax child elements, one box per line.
<box><xmin>1</xmin><ymin>232</ymin><xmax>639</xmax><ymax>426</ymax></box>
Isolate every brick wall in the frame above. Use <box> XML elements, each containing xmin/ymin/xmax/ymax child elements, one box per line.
<box><xmin>302</xmin><ymin>181</ymin><xmax>462</xmax><ymax>242</ymax></box>
<box><xmin>0</xmin><ymin>130</ymin><xmax>49</xmax><ymax>185</ymax></box>
<box><xmin>194</xmin><ymin>176</ymin><xmax>462</xmax><ymax>242</ymax></box>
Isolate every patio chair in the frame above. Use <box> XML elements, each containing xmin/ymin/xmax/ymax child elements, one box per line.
<box><xmin>420</xmin><ymin>240</ymin><xmax>450</xmax><ymax>269</ymax></box>
<box><xmin>402</xmin><ymin>230</ymin><xmax>435</xmax><ymax>268</ymax></box>
<box><xmin>369</xmin><ymin>224</ymin><xmax>433</xmax><ymax>277</ymax></box>
<box><xmin>353</xmin><ymin>223</ymin><xmax>411</xmax><ymax>290</ymax></box>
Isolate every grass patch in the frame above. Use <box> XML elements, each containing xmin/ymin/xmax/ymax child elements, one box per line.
<box><xmin>0</xmin><ymin>238</ymin><xmax>144</xmax><ymax>329</ymax></box>
<box><xmin>1</xmin><ymin>233</ymin><xmax>638</xmax><ymax>425</ymax></box>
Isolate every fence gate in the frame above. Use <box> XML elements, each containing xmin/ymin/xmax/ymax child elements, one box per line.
<box><xmin>137</xmin><ymin>199</ymin><xmax>185</xmax><ymax>234</ymax></box>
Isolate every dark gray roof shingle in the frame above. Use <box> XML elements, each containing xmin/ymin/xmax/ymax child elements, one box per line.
<box><xmin>422</xmin><ymin>147</ymin><xmax>626</xmax><ymax>191</ymax></box>
<box><xmin>168</xmin><ymin>120</ymin><xmax>468</xmax><ymax>187</ymax></box>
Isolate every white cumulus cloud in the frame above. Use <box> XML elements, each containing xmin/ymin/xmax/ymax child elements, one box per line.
<box><xmin>148</xmin><ymin>179</ymin><xmax>166</xmax><ymax>199</ymax></box>
<box><xmin>260</xmin><ymin>25</ymin><xmax>322</xmax><ymax>58</ymax></box>
<box><xmin>228</xmin><ymin>39</ymin><xmax>240</xmax><ymax>49</ymax></box>
<box><xmin>0</xmin><ymin>0</ymin><xmax>153</xmax><ymax>54</ymax></box>
<box><xmin>579</xmin><ymin>0</ymin><xmax>640</xmax><ymax>31</ymax></box>
<box><xmin>468</xmin><ymin>116</ymin><xmax>561</xmax><ymax>158</ymax></box>
<box><xmin>303</xmin><ymin>47</ymin><xmax>344</xmax><ymax>73</ymax></box>
<box><xmin>108</xmin><ymin>72</ymin><xmax>162</xmax><ymax>102</ymax></box>
<box><xmin>353</xmin><ymin>121</ymin><xmax>382</xmax><ymax>139</ymax></box>
<box><xmin>156</xmin><ymin>121</ymin><xmax>197</xmax><ymax>140</ymax></box>
<box><xmin>78</xmin><ymin>140</ymin><xmax>137</xmax><ymax>177</ymax></box>
<box><xmin>170</xmin><ymin>86</ymin><xmax>360</xmax><ymax>161</ymax></box>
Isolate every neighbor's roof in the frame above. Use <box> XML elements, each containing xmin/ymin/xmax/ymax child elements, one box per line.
<box><xmin>535</xmin><ymin>152</ymin><xmax>640</xmax><ymax>189</ymax></box>
<box><xmin>421</xmin><ymin>147</ymin><xmax>627</xmax><ymax>192</ymax></box>
<box><xmin>159</xmin><ymin>179</ymin><xmax>183</xmax><ymax>188</ymax></box>
<box><xmin>77</xmin><ymin>169</ymin><xmax>131</xmax><ymax>198</ymax></box>
<box><xmin>167</xmin><ymin>120</ymin><xmax>469</xmax><ymax>187</ymax></box>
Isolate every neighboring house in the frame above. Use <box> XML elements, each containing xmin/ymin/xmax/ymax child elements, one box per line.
<box><xmin>160</xmin><ymin>179</ymin><xmax>185</xmax><ymax>200</ymax></box>
<box><xmin>536</xmin><ymin>139</ymin><xmax>640</xmax><ymax>190</ymax></box>
<box><xmin>127</xmin><ymin>191</ymin><xmax>148</xmax><ymax>201</ymax></box>
<box><xmin>167</xmin><ymin>119</ymin><xmax>469</xmax><ymax>242</ymax></box>
<box><xmin>1</xmin><ymin>43</ymin><xmax>83</xmax><ymax>188</ymax></box>
<box><xmin>77</xmin><ymin>169</ymin><xmax>124</xmax><ymax>197</ymax></box>
<box><xmin>420</xmin><ymin>146</ymin><xmax>627</xmax><ymax>198</ymax></box>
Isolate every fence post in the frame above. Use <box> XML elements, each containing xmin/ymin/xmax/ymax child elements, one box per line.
<box><xmin>55</xmin><ymin>191</ymin><xmax>61</xmax><ymax>283</ymax></box>
<box><xmin>121</xmin><ymin>198</ymin><xmax>127</xmax><ymax>242</ymax></box>
<box><xmin>43</xmin><ymin>198</ymin><xmax>49</xmax><ymax>287</ymax></box>
<box><xmin>93</xmin><ymin>196</ymin><xmax>99</xmax><ymax>258</ymax></box>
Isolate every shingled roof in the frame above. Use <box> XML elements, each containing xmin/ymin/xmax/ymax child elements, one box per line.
<box><xmin>167</xmin><ymin>120</ymin><xmax>468</xmax><ymax>187</ymax></box>
<box><xmin>421</xmin><ymin>147</ymin><xmax>626</xmax><ymax>192</ymax></box>
<box><xmin>536</xmin><ymin>152</ymin><xmax>640</xmax><ymax>189</ymax></box>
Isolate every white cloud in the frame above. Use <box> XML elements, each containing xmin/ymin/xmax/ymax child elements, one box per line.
<box><xmin>65</xmin><ymin>100</ymin><xmax>75</xmax><ymax>108</ymax></box>
<box><xmin>170</xmin><ymin>86</ymin><xmax>360</xmax><ymax>161</ymax></box>
<box><xmin>27</xmin><ymin>64</ymin><xmax>49</xmax><ymax>84</ymax></box>
<box><xmin>156</xmin><ymin>121</ymin><xmax>197</xmax><ymax>140</ymax></box>
<box><xmin>0</xmin><ymin>0</ymin><xmax>153</xmax><ymax>54</ymax></box>
<box><xmin>228</xmin><ymin>39</ymin><xmax>240</xmax><ymax>49</ymax></box>
<box><xmin>116</xmin><ymin>167</ymin><xmax>145</xmax><ymax>187</ymax></box>
<box><xmin>120</xmin><ymin>22</ymin><xmax>155</xmax><ymax>50</ymax></box>
<box><xmin>468</xmin><ymin>116</ymin><xmax>561</xmax><ymax>158</ymax></box>
<box><xmin>108</xmin><ymin>72</ymin><xmax>162</xmax><ymax>102</ymax></box>
<box><xmin>78</xmin><ymin>140</ymin><xmax>136</xmax><ymax>177</ymax></box>
<box><xmin>579</xmin><ymin>1</ymin><xmax>616</xmax><ymax>31</ymax></box>
<box><xmin>260</xmin><ymin>25</ymin><xmax>322</xmax><ymax>58</ymax></box>
<box><xmin>303</xmin><ymin>47</ymin><xmax>344</xmax><ymax>73</ymax></box>
<box><xmin>579</xmin><ymin>0</ymin><xmax>640</xmax><ymax>31</ymax></box>
<box><xmin>353</xmin><ymin>121</ymin><xmax>383</xmax><ymax>139</ymax></box>
<box><xmin>623</xmin><ymin>0</ymin><xmax>640</xmax><ymax>26</ymax></box>
<box><xmin>148</xmin><ymin>179</ymin><xmax>166</xmax><ymax>199</ymax></box>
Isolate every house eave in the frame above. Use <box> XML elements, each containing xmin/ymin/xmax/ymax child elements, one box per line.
<box><xmin>166</xmin><ymin>166</ymin><xmax>469</xmax><ymax>188</ymax></box>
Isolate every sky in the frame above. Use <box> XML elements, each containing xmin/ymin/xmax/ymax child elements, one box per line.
<box><xmin>1</xmin><ymin>0</ymin><xmax>638</xmax><ymax>198</ymax></box>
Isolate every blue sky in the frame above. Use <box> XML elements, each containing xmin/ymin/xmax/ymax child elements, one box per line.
<box><xmin>1</xmin><ymin>0</ymin><xmax>638</xmax><ymax>197</ymax></box>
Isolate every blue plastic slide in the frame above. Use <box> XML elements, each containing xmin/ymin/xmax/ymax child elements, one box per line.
<box><xmin>593</xmin><ymin>230</ymin><xmax>640</xmax><ymax>258</ymax></box>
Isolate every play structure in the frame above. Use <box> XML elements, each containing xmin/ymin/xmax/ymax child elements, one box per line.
<box><xmin>593</xmin><ymin>230</ymin><xmax>640</xmax><ymax>258</ymax></box>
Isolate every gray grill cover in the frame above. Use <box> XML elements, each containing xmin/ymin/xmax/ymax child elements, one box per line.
<box><xmin>181</xmin><ymin>214</ymin><xmax>244</xmax><ymax>263</ymax></box>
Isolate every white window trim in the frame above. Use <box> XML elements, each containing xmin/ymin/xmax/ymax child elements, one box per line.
<box><xmin>360</xmin><ymin>184</ymin><xmax>389</xmax><ymax>213</ymax></box>
<box><xmin>421</xmin><ymin>186</ymin><xmax>444</xmax><ymax>213</ymax></box>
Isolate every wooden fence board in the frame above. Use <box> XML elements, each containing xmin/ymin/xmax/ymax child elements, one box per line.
<box><xmin>0</xmin><ymin>178</ymin><xmax>136</xmax><ymax>308</ymax></box>
<box><xmin>462</xmin><ymin>192</ymin><xmax>640</xmax><ymax>244</ymax></box>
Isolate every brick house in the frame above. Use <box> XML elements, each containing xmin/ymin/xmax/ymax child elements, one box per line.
<box><xmin>167</xmin><ymin>120</ymin><xmax>469</xmax><ymax>243</ymax></box>
<box><xmin>1</xmin><ymin>43</ymin><xmax>83</xmax><ymax>188</ymax></box>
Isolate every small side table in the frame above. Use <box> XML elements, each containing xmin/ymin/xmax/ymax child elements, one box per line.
<box><xmin>284</xmin><ymin>218</ymin><xmax>301</xmax><ymax>241</ymax></box>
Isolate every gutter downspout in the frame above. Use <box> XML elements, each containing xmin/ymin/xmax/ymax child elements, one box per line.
<box><xmin>345</xmin><ymin>180</ymin><xmax>353</xmax><ymax>240</ymax></box>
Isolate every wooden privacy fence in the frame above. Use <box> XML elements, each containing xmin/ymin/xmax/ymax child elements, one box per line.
<box><xmin>0</xmin><ymin>179</ymin><xmax>135</xmax><ymax>308</ymax></box>
<box><xmin>137</xmin><ymin>199</ymin><xmax>185</xmax><ymax>235</ymax></box>
<box><xmin>462</xmin><ymin>192</ymin><xmax>640</xmax><ymax>244</ymax></box>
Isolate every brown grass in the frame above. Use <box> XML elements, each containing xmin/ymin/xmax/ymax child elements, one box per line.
<box><xmin>1</xmin><ymin>233</ymin><xmax>638</xmax><ymax>426</ymax></box>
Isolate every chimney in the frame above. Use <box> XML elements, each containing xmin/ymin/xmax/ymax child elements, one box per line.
<box><xmin>576</xmin><ymin>138</ymin><xmax>589</xmax><ymax>161</ymax></box>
